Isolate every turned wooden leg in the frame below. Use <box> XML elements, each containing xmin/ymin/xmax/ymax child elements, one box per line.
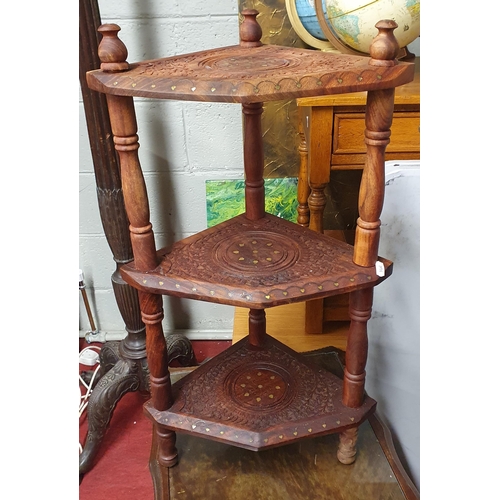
<box><xmin>156</xmin><ymin>423</ymin><xmax>178</xmax><ymax>468</ymax></box>
<box><xmin>297</xmin><ymin>119</ymin><xmax>310</xmax><ymax>227</ymax></box>
<box><xmin>343</xmin><ymin>288</ymin><xmax>373</xmax><ymax>408</ymax></box>
<box><xmin>248</xmin><ymin>309</ymin><xmax>267</xmax><ymax>348</ymax></box>
<box><xmin>337</xmin><ymin>427</ymin><xmax>359</xmax><ymax>465</ymax></box>
<box><xmin>140</xmin><ymin>291</ymin><xmax>178</xmax><ymax>467</ymax></box>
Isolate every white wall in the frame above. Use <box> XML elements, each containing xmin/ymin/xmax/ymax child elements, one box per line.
<box><xmin>366</xmin><ymin>161</ymin><xmax>420</xmax><ymax>488</ymax></box>
<box><xmin>79</xmin><ymin>0</ymin><xmax>243</xmax><ymax>340</ymax></box>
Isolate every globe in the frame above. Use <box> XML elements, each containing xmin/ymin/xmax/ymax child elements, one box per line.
<box><xmin>285</xmin><ymin>0</ymin><xmax>335</xmax><ymax>51</ymax></box>
<box><xmin>323</xmin><ymin>0</ymin><xmax>420</xmax><ymax>54</ymax></box>
<box><xmin>295</xmin><ymin>0</ymin><xmax>328</xmax><ymax>41</ymax></box>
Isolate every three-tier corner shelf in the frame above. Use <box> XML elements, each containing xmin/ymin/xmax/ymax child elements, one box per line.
<box><xmin>86</xmin><ymin>9</ymin><xmax>415</xmax><ymax>469</ymax></box>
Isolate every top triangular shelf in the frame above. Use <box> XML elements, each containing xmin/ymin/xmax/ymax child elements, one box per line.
<box><xmin>86</xmin><ymin>11</ymin><xmax>414</xmax><ymax>104</ymax></box>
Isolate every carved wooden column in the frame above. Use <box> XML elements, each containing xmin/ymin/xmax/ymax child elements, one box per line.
<box><xmin>79</xmin><ymin>0</ymin><xmax>193</xmax><ymax>475</ymax></box>
<box><xmin>338</xmin><ymin>20</ymin><xmax>399</xmax><ymax>464</ymax></box>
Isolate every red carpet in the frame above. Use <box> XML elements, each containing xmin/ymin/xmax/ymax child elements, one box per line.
<box><xmin>79</xmin><ymin>340</ymin><xmax>231</xmax><ymax>500</ymax></box>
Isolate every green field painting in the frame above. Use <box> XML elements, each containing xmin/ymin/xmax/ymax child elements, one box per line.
<box><xmin>206</xmin><ymin>178</ymin><xmax>299</xmax><ymax>228</ymax></box>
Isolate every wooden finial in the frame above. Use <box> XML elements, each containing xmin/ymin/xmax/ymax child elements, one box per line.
<box><xmin>239</xmin><ymin>9</ymin><xmax>263</xmax><ymax>47</ymax></box>
<box><xmin>97</xmin><ymin>24</ymin><xmax>129</xmax><ymax>72</ymax></box>
<box><xmin>369</xmin><ymin>20</ymin><xmax>399</xmax><ymax>67</ymax></box>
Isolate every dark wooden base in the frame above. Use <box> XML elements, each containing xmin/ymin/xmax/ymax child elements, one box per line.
<box><xmin>79</xmin><ymin>334</ymin><xmax>195</xmax><ymax>475</ymax></box>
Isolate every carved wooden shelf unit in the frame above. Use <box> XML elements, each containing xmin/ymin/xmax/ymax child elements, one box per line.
<box><xmin>86</xmin><ymin>10</ymin><xmax>414</xmax><ymax>471</ymax></box>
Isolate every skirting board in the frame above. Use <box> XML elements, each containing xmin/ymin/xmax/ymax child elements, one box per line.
<box><xmin>79</xmin><ymin>329</ymin><xmax>234</xmax><ymax>342</ymax></box>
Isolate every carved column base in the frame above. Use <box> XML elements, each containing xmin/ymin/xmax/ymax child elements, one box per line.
<box><xmin>79</xmin><ymin>333</ymin><xmax>195</xmax><ymax>476</ymax></box>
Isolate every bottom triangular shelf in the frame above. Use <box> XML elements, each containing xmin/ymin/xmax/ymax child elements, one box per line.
<box><xmin>144</xmin><ymin>335</ymin><xmax>376</xmax><ymax>451</ymax></box>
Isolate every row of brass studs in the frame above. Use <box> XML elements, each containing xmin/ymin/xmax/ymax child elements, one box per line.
<box><xmin>160</xmin><ymin>415</ymin><xmax>357</xmax><ymax>444</ymax></box>
<box><xmin>142</xmin><ymin>274</ymin><xmax>374</xmax><ymax>299</ymax></box>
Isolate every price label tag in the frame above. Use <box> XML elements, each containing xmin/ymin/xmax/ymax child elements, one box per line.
<box><xmin>375</xmin><ymin>261</ymin><xmax>385</xmax><ymax>277</ymax></box>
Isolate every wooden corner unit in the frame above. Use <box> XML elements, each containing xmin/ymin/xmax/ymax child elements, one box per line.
<box><xmin>86</xmin><ymin>9</ymin><xmax>415</xmax><ymax>484</ymax></box>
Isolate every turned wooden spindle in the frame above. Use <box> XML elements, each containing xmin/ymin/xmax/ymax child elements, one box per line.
<box><xmin>340</xmin><ymin>22</ymin><xmax>400</xmax><ymax>462</ymax></box>
<box><xmin>242</xmin><ymin>102</ymin><xmax>265</xmax><ymax>221</ymax></box>
<box><xmin>239</xmin><ymin>9</ymin><xmax>263</xmax><ymax>48</ymax></box>
<box><xmin>248</xmin><ymin>309</ymin><xmax>267</xmax><ymax>348</ymax></box>
<box><xmin>353</xmin><ymin>21</ymin><xmax>398</xmax><ymax>268</ymax></box>
<box><xmin>296</xmin><ymin>120</ymin><xmax>310</xmax><ymax>227</ymax></box>
<box><xmin>95</xmin><ymin>24</ymin><xmax>177</xmax><ymax>467</ymax></box>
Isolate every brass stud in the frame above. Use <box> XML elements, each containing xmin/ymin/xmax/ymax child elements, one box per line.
<box><xmin>159</xmin><ymin>281</ymin><xmax>164</xmax><ymax>286</ymax></box>
<box><xmin>318</xmin><ymin>285</ymin><xmax>323</xmax><ymax>290</ymax></box>
<box><xmin>265</xmin><ymin>294</ymin><xmax>271</xmax><ymax>299</ymax></box>
<box><xmin>211</xmin><ymin>87</ymin><xmax>216</xmax><ymax>92</ymax></box>
<box><xmin>350</xmin><ymin>278</ymin><xmax>354</xmax><ymax>282</ymax></box>
<box><xmin>275</xmin><ymin>84</ymin><xmax>281</xmax><ymax>90</ymax></box>
<box><xmin>192</xmin><ymin>287</ymin><xmax>197</xmax><ymax>291</ymax></box>
<box><xmin>269</xmin><ymin>394</ymin><xmax>274</xmax><ymax>399</ymax></box>
<box><xmin>191</xmin><ymin>86</ymin><xmax>197</xmax><ymax>91</ymax></box>
<box><xmin>244</xmin><ymin>393</ymin><xmax>249</xmax><ymax>397</ymax></box>
<box><xmin>171</xmin><ymin>85</ymin><xmax>176</xmax><ymax>90</ymax></box>
<box><xmin>322</xmin><ymin>424</ymin><xmax>327</xmax><ymax>428</ymax></box>
<box><xmin>257</xmin><ymin>372</ymin><xmax>262</xmax><ymax>376</ymax></box>
<box><xmin>337</xmin><ymin>78</ymin><xmax>343</xmax><ymax>84</ymax></box>
<box><xmin>357</xmin><ymin>76</ymin><xmax>363</xmax><ymax>81</ymax></box>
<box><xmin>220</xmin><ymin>431</ymin><xmax>224</xmax><ymax>435</ymax></box>
<box><xmin>336</xmin><ymin>420</ymin><xmax>341</xmax><ymax>425</ymax></box>
<box><xmin>296</xmin><ymin>82</ymin><xmax>302</xmax><ymax>88</ymax></box>
<box><xmin>241</xmin><ymin>384</ymin><xmax>246</xmax><ymax>387</ymax></box>
<box><xmin>239</xmin><ymin>257</ymin><xmax>245</xmax><ymax>261</ymax></box>
<box><xmin>308</xmin><ymin>428</ymin><xmax>312</xmax><ymax>433</ymax></box>
<box><xmin>334</xmin><ymin>282</ymin><xmax>339</xmax><ymax>287</ymax></box>
<box><xmin>239</xmin><ymin>243</ymin><xmax>244</xmax><ymax>247</ymax></box>
<box><xmin>206</xmin><ymin>428</ymin><xmax>210</xmax><ymax>432</ymax></box>
<box><xmin>293</xmin><ymin>431</ymin><xmax>298</xmax><ymax>436</ymax></box>
<box><xmin>300</xmin><ymin>288</ymin><xmax>305</xmax><ymax>293</ymax></box>
<box><xmin>151</xmin><ymin>84</ymin><xmax>156</xmax><ymax>88</ymax></box>
<box><xmin>191</xmin><ymin>424</ymin><xmax>196</xmax><ymax>429</ymax></box>
<box><xmin>175</xmin><ymin>284</ymin><xmax>180</xmax><ymax>288</ymax></box>
<box><xmin>276</xmin><ymin>386</ymin><xmax>280</xmax><ymax>390</ymax></box>
<box><xmin>279</xmin><ymin>435</ymin><xmax>284</xmax><ymax>439</ymax></box>
<box><xmin>282</xmin><ymin>291</ymin><xmax>287</xmax><ymax>296</ymax></box>
<box><xmin>131</xmin><ymin>82</ymin><xmax>136</xmax><ymax>87</ymax></box>
<box><xmin>258</xmin><ymin>385</ymin><xmax>263</xmax><ymax>389</ymax></box>
<box><xmin>256</xmin><ymin>397</ymin><xmax>261</xmax><ymax>402</ymax></box>
<box><xmin>253</xmin><ymin>260</ymin><xmax>258</xmax><ymax>264</ymax></box>
<box><xmin>270</xmin><ymin>376</ymin><xmax>275</xmax><ymax>380</ymax></box>
<box><xmin>367</xmin><ymin>275</ymin><xmax>372</xmax><ymax>280</ymax></box>
<box><xmin>233</xmin><ymin>250</ymin><xmax>239</xmax><ymax>254</ymax></box>
<box><xmin>264</xmin><ymin>439</ymin><xmax>269</xmax><ymax>443</ymax></box>
<box><xmin>143</xmin><ymin>280</ymin><xmax>147</xmax><ymax>284</ymax></box>
<box><xmin>350</xmin><ymin>417</ymin><xmax>354</xmax><ymax>421</ymax></box>
<box><xmin>266</xmin><ymin>258</ymin><xmax>272</xmax><ymax>262</ymax></box>
<box><xmin>113</xmin><ymin>81</ymin><xmax>118</xmax><ymax>85</ymax></box>
<box><xmin>210</xmin><ymin>291</ymin><xmax>215</xmax><ymax>295</ymax></box>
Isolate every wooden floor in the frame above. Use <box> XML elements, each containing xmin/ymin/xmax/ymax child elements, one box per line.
<box><xmin>232</xmin><ymin>301</ymin><xmax>349</xmax><ymax>351</ymax></box>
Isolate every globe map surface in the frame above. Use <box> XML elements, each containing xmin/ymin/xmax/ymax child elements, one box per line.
<box><xmin>324</xmin><ymin>0</ymin><xmax>420</xmax><ymax>53</ymax></box>
<box><xmin>293</xmin><ymin>0</ymin><xmax>420</xmax><ymax>54</ymax></box>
